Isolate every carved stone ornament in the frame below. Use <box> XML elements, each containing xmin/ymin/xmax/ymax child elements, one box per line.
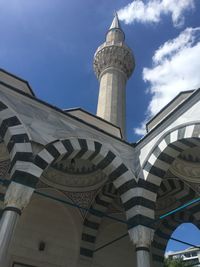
<box><xmin>94</xmin><ymin>45</ymin><xmax>134</xmax><ymax>79</ymax></box>
<box><xmin>63</xmin><ymin>190</ymin><xmax>99</xmax><ymax>218</ymax></box>
<box><xmin>129</xmin><ymin>225</ymin><xmax>154</xmax><ymax>247</ymax></box>
<box><xmin>4</xmin><ymin>182</ymin><xmax>34</xmax><ymax>210</ymax></box>
<box><xmin>170</xmin><ymin>147</ymin><xmax>200</xmax><ymax>184</ymax></box>
<box><xmin>170</xmin><ymin>147</ymin><xmax>200</xmax><ymax>183</ymax></box>
<box><xmin>171</xmin><ymin>158</ymin><xmax>200</xmax><ymax>183</ymax></box>
<box><xmin>0</xmin><ymin>159</ymin><xmax>10</xmax><ymax>178</ymax></box>
<box><xmin>41</xmin><ymin>159</ymin><xmax>108</xmax><ymax>192</ymax></box>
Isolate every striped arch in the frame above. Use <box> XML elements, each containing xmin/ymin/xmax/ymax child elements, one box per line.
<box><xmin>152</xmin><ymin>211</ymin><xmax>200</xmax><ymax>266</ymax></box>
<box><xmin>0</xmin><ymin>100</ymin><xmax>40</xmax><ymax>187</ymax></box>
<box><xmin>157</xmin><ymin>178</ymin><xmax>196</xmax><ymax>210</ymax></box>
<box><xmin>80</xmin><ymin>182</ymin><xmax>117</xmax><ymax>260</ymax></box>
<box><xmin>34</xmin><ymin>138</ymin><xmax>135</xmax><ymax>188</ymax></box>
<box><xmin>150</xmin><ymin>148</ymin><xmax>200</xmax><ymax>266</ymax></box>
<box><xmin>34</xmin><ymin>138</ymin><xmax>137</xmax><ymax>260</ymax></box>
<box><xmin>153</xmin><ymin>178</ymin><xmax>198</xmax><ymax>266</ymax></box>
<box><xmin>137</xmin><ymin>123</ymin><xmax>200</xmax><ymax>227</ymax></box>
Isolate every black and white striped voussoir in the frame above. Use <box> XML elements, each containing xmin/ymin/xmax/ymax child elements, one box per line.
<box><xmin>152</xmin><ymin>211</ymin><xmax>198</xmax><ymax>265</ymax></box>
<box><xmin>133</xmin><ymin>123</ymin><xmax>200</xmax><ymax>231</ymax></box>
<box><xmin>34</xmin><ymin>138</ymin><xmax>134</xmax><ymax>188</ymax></box>
<box><xmin>35</xmin><ymin>139</ymin><xmax>104</xmax><ymax>170</ymax></box>
<box><xmin>158</xmin><ymin>178</ymin><xmax>183</xmax><ymax>198</ymax></box>
<box><xmin>143</xmin><ymin>123</ymin><xmax>200</xmax><ymax>190</ymax></box>
<box><xmin>154</xmin><ymin>178</ymin><xmax>197</xmax><ymax>259</ymax></box>
<box><xmin>80</xmin><ymin>175</ymin><xmax>139</xmax><ymax>258</ymax></box>
<box><xmin>158</xmin><ymin>178</ymin><xmax>196</xmax><ymax>205</ymax></box>
<box><xmin>122</xmin><ymin>177</ymin><xmax>157</xmax><ymax>230</ymax></box>
<box><xmin>80</xmin><ymin>164</ymin><xmax>135</xmax><ymax>257</ymax></box>
<box><xmin>80</xmin><ymin>183</ymin><xmax>117</xmax><ymax>259</ymax></box>
<box><xmin>0</xmin><ymin>100</ymin><xmax>39</xmax><ymax>187</ymax></box>
<box><xmin>34</xmin><ymin>138</ymin><xmax>136</xmax><ymax>259</ymax></box>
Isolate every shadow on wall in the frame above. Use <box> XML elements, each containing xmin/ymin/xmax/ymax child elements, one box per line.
<box><xmin>9</xmin><ymin>188</ymin><xmax>82</xmax><ymax>267</ymax></box>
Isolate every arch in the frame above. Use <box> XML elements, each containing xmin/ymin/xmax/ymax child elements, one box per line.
<box><xmin>34</xmin><ymin>138</ymin><xmax>137</xmax><ymax>261</ymax></box>
<box><xmin>152</xmin><ymin>212</ymin><xmax>200</xmax><ymax>266</ymax></box>
<box><xmin>153</xmin><ymin>177</ymin><xmax>199</xmax><ymax>266</ymax></box>
<box><xmin>34</xmin><ymin>138</ymin><xmax>136</xmax><ymax>188</ymax></box>
<box><xmin>0</xmin><ymin>100</ymin><xmax>40</xmax><ymax>187</ymax></box>
<box><xmin>80</xmin><ymin>182</ymin><xmax>117</xmax><ymax>261</ymax></box>
<box><xmin>10</xmin><ymin>187</ymin><xmax>81</xmax><ymax>267</ymax></box>
<box><xmin>166</xmin><ymin>223</ymin><xmax>200</xmax><ymax>253</ymax></box>
<box><xmin>136</xmin><ymin>123</ymin><xmax>200</xmax><ymax>227</ymax></box>
<box><xmin>157</xmin><ymin>178</ymin><xmax>196</xmax><ymax>214</ymax></box>
<box><xmin>143</xmin><ymin>123</ymin><xmax>200</xmax><ymax>185</ymax></box>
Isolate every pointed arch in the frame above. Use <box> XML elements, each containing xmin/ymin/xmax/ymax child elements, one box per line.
<box><xmin>0</xmin><ymin>100</ymin><xmax>41</xmax><ymax>187</ymax></box>
<box><xmin>157</xmin><ymin>178</ymin><xmax>196</xmax><ymax>214</ymax></box>
<box><xmin>135</xmin><ymin>123</ymin><xmax>200</xmax><ymax>228</ymax></box>
<box><xmin>34</xmin><ymin>138</ymin><xmax>136</xmax><ymax>188</ymax></box>
<box><xmin>80</xmin><ymin>182</ymin><xmax>118</xmax><ymax>261</ymax></box>
<box><xmin>143</xmin><ymin>123</ymin><xmax>200</xmax><ymax>186</ymax></box>
<box><xmin>34</xmin><ymin>137</ymin><xmax>137</xmax><ymax>261</ymax></box>
<box><xmin>153</xmin><ymin>176</ymin><xmax>200</xmax><ymax>266</ymax></box>
<box><xmin>152</xmin><ymin>212</ymin><xmax>200</xmax><ymax>266</ymax></box>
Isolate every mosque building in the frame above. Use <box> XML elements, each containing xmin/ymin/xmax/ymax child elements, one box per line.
<box><xmin>0</xmin><ymin>14</ymin><xmax>200</xmax><ymax>267</ymax></box>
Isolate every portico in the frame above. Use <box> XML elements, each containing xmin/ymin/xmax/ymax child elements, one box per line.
<box><xmin>0</xmin><ymin>14</ymin><xmax>200</xmax><ymax>267</ymax></box>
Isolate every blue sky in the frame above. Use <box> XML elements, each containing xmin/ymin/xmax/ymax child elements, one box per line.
<box><xmin>0</xmin><ymin>0</ymin><xmax>200</xmax><ymax>253</ymax></box>
<box><xmin>166</xmin><ymin>223</ymin><xmax>200</xmax><ymax>254</ymax></box>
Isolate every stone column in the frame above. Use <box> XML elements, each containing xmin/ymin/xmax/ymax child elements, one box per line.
<box><xmin>129</xmin><ymin>225</ymin><xmax>154</xmax><ymax>267</ymax></box>
<box><xmin>0</xmin><ymin>182</ymin><xmax>34</xmax><ymax>266</ymax></box>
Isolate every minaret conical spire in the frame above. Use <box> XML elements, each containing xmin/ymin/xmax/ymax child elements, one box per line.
<box><xmin>109</xmin><ymin>12</ymin><xmax>121</xmax><ymax>29</ymax></box>
<box><xmin>106</xmin><ymin>12</ymin><xmax>125</xmax><ymax>43</ymax></box>
<box><xmin>94</xmin><ymin>14</ymin><xmax>135</xmax><ymax>138</ymax></box>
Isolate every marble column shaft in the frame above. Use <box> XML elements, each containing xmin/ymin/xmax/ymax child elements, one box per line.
<box><xmin>135</xmin><ymin>247</ymin><xmax>151</xmax><ymax>267</ymax></box>
<box><xmin>0</xmin><ymin>209</ymin><xmax>20</xmax><ymax>266</ymax></box>
<box><xmin>129</xmin><ymin>225</ymin><xmax>154</xmax><ymax>267</ymax></box>
<box><xmin>0</xmin><ymin>182</ymin><xmax>34</xmax><ymax>265</ymax></box>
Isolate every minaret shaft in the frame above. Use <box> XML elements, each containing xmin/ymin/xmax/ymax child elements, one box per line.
<box><xmin>97</xmin><ymin>68</ymin><xmax>126</xmax><ymax>135</ymax></box>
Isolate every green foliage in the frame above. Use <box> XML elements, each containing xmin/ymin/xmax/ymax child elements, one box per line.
<box><xmin>164</xmin><ymin>257</ymin><xmax>186</xmax><ymax>267</ymax></box>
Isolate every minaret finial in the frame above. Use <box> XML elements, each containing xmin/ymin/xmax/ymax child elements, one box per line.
<box><xmin>106</xmin><ymin>12</ymin><xmax>125</xmax><ymax>43</ymax></box>
<box><xmin>110</xmin><ymin>11</ymin><xmax>121</xmax><ymax>29</ymax></box>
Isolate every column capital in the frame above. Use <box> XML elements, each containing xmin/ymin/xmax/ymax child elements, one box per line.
<box><xmin>4</xmin><ymin>182</ymin><xmax>34</xmax><ymax>211</ymax></box>
<box><xmin>129</xmin><ymin>225</ymin><xmax>154</xmax><ymax>248</ymax></box>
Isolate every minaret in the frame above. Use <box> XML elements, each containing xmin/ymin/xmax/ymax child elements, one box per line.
<box><xmin>94</xmin><ymin>13</ymin><xmax>135</xmax><ymax>138</ymax></box>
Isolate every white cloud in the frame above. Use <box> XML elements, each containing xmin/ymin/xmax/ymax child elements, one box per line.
<box><xmin>118</xmin><ymin>0</ymin><xmax>195</xmax><ymax>27</ymax></box>
<box><xmin>165</xmin><ymin>250</ymin><xmax>175</xmax><ymax>257</ymax></box>
<box><xmin>134</xmin><ymin>122</ymin><xmax>147</xmax><ymax>135</ymax></box>
<box><xmin>134</xmin><ymin>27</ymin><xmax>200</xmax><ymax>135</ymax></box>
<box><xmin>153</xmin><ymin>28</ymin><xmax>197</xmax><ymax>63</ymax></box>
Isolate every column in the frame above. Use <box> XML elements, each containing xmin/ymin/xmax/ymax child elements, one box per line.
<box><xmin>129</xmin><ymin>225</ymin><xmax>154</xmax><ymax>267</ymax></box>
<box><xmin>0</xmin><ymin>182</ymin><xmax>34</xmax><ymax>266</ymax></box>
